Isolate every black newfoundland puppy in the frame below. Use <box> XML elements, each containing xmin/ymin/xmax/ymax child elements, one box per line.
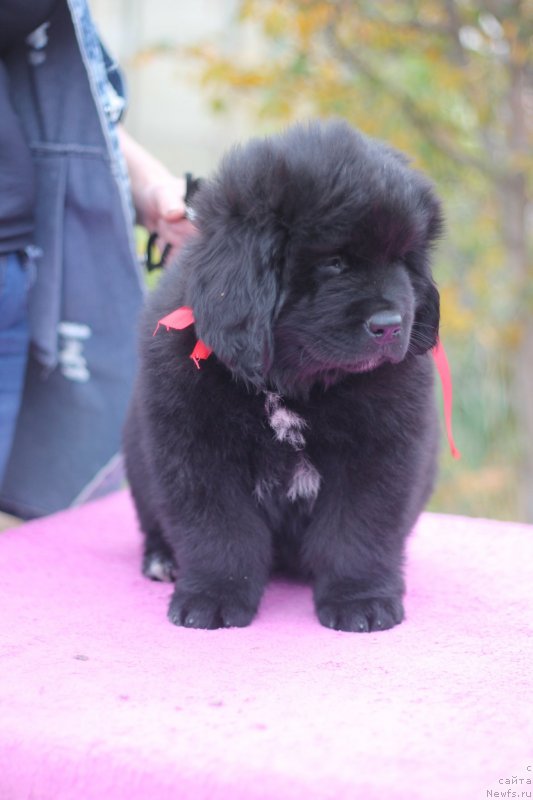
<box><xmin>124</xmin><ymin>120</ymin><xmax>443</xmax><ymax>633</ymax></box>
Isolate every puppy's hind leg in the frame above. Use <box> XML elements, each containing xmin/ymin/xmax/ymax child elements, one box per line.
<box><xmin>129</xmin><ymin>481</ymin><xmax>177</xmax><ymax>582</ymax></box>
<box><xmin>124</xmin><ymin>402</ymin><xmax>177</xmax><ymax>583</ymax></box>
<box><xmin>128</xmin><ymin>481</ymin><xmax>177</xmax><ymax>582</ymax></box>
<box><xmin>142</xmin><ymin>527</ymin><xmax>177</xmax><ymax>583</ymax></box>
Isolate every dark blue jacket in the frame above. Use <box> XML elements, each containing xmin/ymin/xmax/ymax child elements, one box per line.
<box><xmin>0</xmin><ymin>0</ymin><xmax>145</xmax><ymax>517</ymax></box>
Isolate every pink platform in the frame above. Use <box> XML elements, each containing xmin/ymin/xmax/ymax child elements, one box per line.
<box><xmin>1</xmin><ymin>491</ymin><xmax>532</xmax><ymax>799</ymax></box>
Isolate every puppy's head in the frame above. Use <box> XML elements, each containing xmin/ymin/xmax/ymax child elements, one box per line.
<box><xmin>186</xmin><ymin>120</ymin><xmax>442</xmax><ymax>392</ymax></box>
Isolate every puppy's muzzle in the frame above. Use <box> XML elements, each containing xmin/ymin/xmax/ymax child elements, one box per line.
<box><xmin>365</xmin><ymin>311</ymin><xmax>403</xmax><ymax>345</ymax></box>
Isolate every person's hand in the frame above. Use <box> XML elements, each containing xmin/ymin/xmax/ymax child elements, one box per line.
<box><xmin>137</xmin><ymin>176</ymin><xmax>196</xmax><ymax>254</ymax></box>
<box><xmin>117</xmin><ymin>126</ymin><xmax>197</xmax><ymax>261</ymax></box>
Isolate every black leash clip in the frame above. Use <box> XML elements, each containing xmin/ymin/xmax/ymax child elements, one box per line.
<box><xmin>145</xmin><ymin>172</ymin><xmax>202</xmax><ymax>272</ymax></box>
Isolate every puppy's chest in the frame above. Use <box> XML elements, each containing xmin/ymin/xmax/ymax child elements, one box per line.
<box><xmin>253</xmin><ymin>392</ymin><xmax>321</xmax><ymax>506</ymax></box>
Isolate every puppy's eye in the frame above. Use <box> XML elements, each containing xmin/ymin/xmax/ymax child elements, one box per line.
<box><xmin>317</xmin><ymin>256</ymin><xmax>345</xmax><ymax>277</ymax></box>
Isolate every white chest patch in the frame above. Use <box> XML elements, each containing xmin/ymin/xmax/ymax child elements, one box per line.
<box><xmin>287</xmin><ymin>454</ymin><xmax>322</xmax><ymax>502</ymax></box>
<box><xmin>262</xmin><ymin>392</ymin><xmax>321</xmax><ymax>504</ymax></box>
<box><xmin>264</xmin><ymin>392</ymin><xmax>306</xmax><ymax>450</ymax></box>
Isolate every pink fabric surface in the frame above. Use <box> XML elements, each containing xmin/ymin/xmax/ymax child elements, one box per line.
<box><xmin>0</xmin><ymin>491</ymin><xmax>532</xmax><ymax>800</ymax></box>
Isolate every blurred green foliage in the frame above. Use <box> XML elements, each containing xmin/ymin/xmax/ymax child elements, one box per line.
<box><xmin>188</xmin><ymin>0</ymin><xmax>532</xmax><ymax>521</ymax></box>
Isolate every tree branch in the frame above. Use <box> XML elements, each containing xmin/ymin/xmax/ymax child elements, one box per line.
<box><xmin>324</xmin><ymin>26</ymin><xmax>495</xmax><ymax>176</ymax></box>
<box><xmin>441</xmin><ymin>0</ymin><xmax>469</xmax><ymax>66</ymax></box>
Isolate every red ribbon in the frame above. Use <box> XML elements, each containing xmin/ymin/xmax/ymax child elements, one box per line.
<box><xmin>154</xmin><ymin>306</ymin><xmax>195</xmax><ymax>332</ymax></box>
<box><xmin>431</xmin><ymin>338</ymin><xmax>461</xmax><ymax>459</ymax></box>
<box><xmin>154</xmin><ymin>307</ymin><xmax>460</xmax><ymax>458</ymax></box>
<box><xmin>190</xmin><ymin>339</ymin><xmax>213</xmax><ymax>369</ymax></box>
<box><xmin>153</xmin><ymin>306</ymin><xmax>212</xmax><ymax>369</ymax></box>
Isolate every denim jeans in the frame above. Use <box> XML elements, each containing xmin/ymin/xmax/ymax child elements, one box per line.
<box><xmin>0</xmin><ymin>251</ymin><xmax>33</xmax><ymax>484</ymax></box>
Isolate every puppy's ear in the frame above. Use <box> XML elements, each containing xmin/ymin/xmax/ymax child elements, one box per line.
<box><xmin>189</xmin><ymin>223</ymin><xmax>283</xmax><ymax>386</ymax></box>
<box><xmin>411</xmin><ymin>279</ymin><xmax>440</xmax><ymax>354</ymax></box>
<box><xmin>409</xmin><ymin>182</ymin><xmax>443</xmax><ymax>354</ymax></box>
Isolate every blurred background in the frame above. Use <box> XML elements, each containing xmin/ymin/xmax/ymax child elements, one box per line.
<box><xmin>92</xmin><ymin>0</ymin><xmax>532</xmax><ymax>523</ymax></box>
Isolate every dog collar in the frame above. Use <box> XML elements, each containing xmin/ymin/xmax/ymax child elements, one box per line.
<box><xmin>154</xmin><ymin>306</ymin><xmax>460</xmax><ymax>459</ymax></box>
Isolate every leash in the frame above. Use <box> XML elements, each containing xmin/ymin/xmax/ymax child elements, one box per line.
<box><xmin>145</xmin><ymin>173</ymin><xmax>202</xmax><ymax>272</ymax></box>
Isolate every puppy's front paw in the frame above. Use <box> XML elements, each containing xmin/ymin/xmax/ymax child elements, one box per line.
<box><xmin>168</xmin><ymin>580</ymin><xmax>260</xmax><ymax>629</ymax></box>
<box><xmin>316</xmin><ymin>595</ymin><xmax>404</xmax><ymax>633</ymax></box>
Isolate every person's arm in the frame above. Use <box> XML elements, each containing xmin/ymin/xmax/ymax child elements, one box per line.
<box><xmin>117</xmin><ymin>125</ymin><xmax>194</xmax><ymax>250</ymax></box>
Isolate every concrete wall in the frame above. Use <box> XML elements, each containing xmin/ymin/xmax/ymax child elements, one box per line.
<box><xmin>91</xmin><ymin>0</ymin><xmax>255</xmax><ymax>178</ymax></box>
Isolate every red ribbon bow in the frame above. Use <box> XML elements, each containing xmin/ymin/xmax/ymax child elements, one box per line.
<box><xmin>154</xmin><ymin>306</ymin><xmax>460</xmax><ymax>459</ymax></box>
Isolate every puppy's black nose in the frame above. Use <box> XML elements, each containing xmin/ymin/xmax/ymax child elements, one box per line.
<box><xmin>366</xmin><ymin>311</ymin><xmax>402</xmax><ymax>344</ymax></box>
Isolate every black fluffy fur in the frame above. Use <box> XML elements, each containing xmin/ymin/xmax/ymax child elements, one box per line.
<box><xmin>124</xmin><ymin>120</ymin><xmax>443</xmax><ymax>632</ymax></box>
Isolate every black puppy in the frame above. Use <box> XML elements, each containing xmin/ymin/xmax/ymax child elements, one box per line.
<box><xmin>124</xmin><ymin>119</ymin><xmax>443</xmax><ymax>632</ymax></box>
